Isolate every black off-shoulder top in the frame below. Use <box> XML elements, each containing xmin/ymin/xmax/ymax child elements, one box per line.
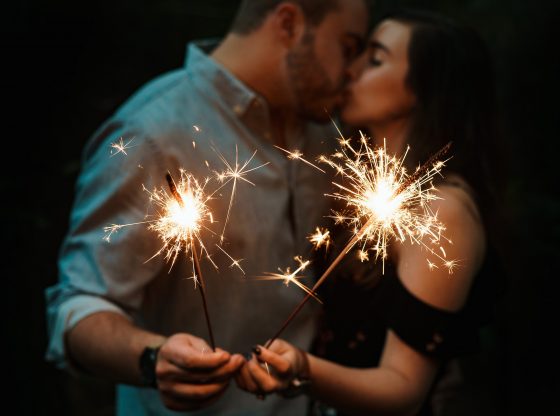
<box><xmin>310</xmin><ymin>245</ymin><xmax>504</xmax><ymax>415</ymax></box>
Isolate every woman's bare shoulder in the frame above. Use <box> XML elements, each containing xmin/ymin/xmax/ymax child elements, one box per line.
<box><xmin>395</xmin><ymin>176</ymin><xmax>486</xmax><ymax>312</ymax></box>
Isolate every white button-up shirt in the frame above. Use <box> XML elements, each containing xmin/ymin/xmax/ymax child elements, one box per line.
<box><xmin>46</xmin><ymin>40</ymin><xmax>337</xmax><ymax>415</ymax></box>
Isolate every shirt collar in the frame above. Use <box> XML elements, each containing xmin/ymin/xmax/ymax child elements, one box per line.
<box><xmin>184</xmin><ymin>40</ymin><xmax>259</xmax><ymax>118</ymax></box>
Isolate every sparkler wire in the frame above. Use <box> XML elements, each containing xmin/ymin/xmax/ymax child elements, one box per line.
<box><xmin>166</xmin><ymin>173</ymin><xmax>216</xmax><ymax>351</ymax></box>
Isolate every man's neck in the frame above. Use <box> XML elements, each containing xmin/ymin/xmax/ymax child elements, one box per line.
<box><xmin>211</xmin><ymin>33</ymin><xmax>300</xmax><ymax>146</ymax></box>
<box><xmin>212</xmin><ymin>34</ymin><xmax>286</xmax><ymax>108</ymax></box>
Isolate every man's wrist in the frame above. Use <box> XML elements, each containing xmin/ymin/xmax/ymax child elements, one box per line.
<box><xmin>139</xmin><ymin>345</ymin><xmax>161</xmax><ymax>388</ymax></box>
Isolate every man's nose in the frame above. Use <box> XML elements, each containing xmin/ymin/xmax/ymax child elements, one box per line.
<box><xmin>346</xmin><ymin>55</ymin><xmax>366</xmax><ymax>82</ymax></box>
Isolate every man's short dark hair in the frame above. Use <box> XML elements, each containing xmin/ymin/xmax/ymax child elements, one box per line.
<box><xmin>230</xmin><ymin>0</ymin><xmax>340</xmax><ymax>34</ymax></box>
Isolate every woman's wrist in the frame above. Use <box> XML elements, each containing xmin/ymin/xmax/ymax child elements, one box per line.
<box><xmin>277</xmin><ymin>348</ymin><xmax>312</xmax><ymax>399</ymax></box>
<box><xmin>297</xmin><ymin>348</ymin><xmax>311</xmax><ymax>379</ymax></box>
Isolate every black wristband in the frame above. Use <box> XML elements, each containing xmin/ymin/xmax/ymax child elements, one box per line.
<box><xmin>139</xmin><ymin>346</ymin><xmax>160</xmax><ymax>388</ymax></box>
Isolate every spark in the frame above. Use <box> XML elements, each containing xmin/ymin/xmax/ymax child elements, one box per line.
<box><xmin>256</xmin><ymin>256</ymin><xmax>322</xmax><ymax>303</ymax></box>
<box><xmin>427</xmin><ymin>259</ymin><xmax>438</xmax><ymax>271</ymax></box>
<box><xmin>213</xmin><ymin>145</ymin><xmax>269</xmax><ymax>243</ymax></box>
<box><xmin>146</xmin><ymin>170</ymin><xmax>216</xmax><ymax>272</ymax></box>
<box><xmin>102</xmin><ymin>170</ymin><xmax>216</xmax><ymax>275</ymax></box>
<box><xmin>319</xmin><ymin>132</ymin><xmax>456</xmax><ymax>273</ymax></box>
<box><xmin>215</xmin><ymin>244</ymin><xmax>245</xmax><ymax>275</ymax></box>
<box><xmin>358</xmin><ymin>250</ymin><xmax>369</xmax><ymax>262</ymax></box>
<box><xmin>308</xmin><ymin>227</ymin><xmax>331</xmax><ymax>252</ymax></box>
<box><xmin>444</xmin><ymin>259</ymin><xmax>459</xmax><ymax>275</ymax></box>
<box><xmin>273</xmin><ymin>145</ymin><xmax>325</xmax><ymax>173</ymax></box>
<box><xmin>110</xmin><ymin>137</ymin><xmax>135</xmax><ymax>156</ymax></box>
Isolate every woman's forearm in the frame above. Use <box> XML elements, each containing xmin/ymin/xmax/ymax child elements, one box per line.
<box><xmin>306</xmin><ymin>354</ymin><xmax>424</xmax><ymax>416</ymax></box>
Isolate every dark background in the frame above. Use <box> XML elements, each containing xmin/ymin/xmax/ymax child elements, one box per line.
<box><xmin>4</xmin><ymin>0</ymin><xmax>559</xmax><ymax>414</ymax></box>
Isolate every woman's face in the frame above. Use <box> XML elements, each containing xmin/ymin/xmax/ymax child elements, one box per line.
<box><xmin>341</xmin><ymin>20</ymin><xmax>416</xmax><ymax>127</ymax></box>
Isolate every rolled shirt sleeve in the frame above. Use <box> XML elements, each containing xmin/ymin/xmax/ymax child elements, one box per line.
<box><xmin>45</xmin><ymin>118</ymin><xmax>172</xmax><ymax>369</ymax></box>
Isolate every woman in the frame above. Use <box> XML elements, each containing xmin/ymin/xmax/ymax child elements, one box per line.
<box><xmin>236</xmin><ymin>9</ymin><xmax>504</xmax><ymax>415</ymax></box>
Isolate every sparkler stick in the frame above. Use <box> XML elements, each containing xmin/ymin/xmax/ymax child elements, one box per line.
<box><xmin>264</xmin><ymin>218</ymin><xmax>371</xmax><ymax>349</ymax></box>
<box><xmin>191</xmin><ymin>240</ymin><xmax>216</xmax><ymax>351</ymax></box>
<box><xmin>265</xmin><ymin>140</ymin><xmax>453</xmax><ymax>348</ymax></box>
<box><xmin>166</xmin><ymin>173</ymin><xmax>216</xmax><ymax>351</ymax></box>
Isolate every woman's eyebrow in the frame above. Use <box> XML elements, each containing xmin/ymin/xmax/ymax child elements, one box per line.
<box><xmin>369</xmin><ymin>40</ymin><xmax>391</xmax><ymax>54</ymax></box>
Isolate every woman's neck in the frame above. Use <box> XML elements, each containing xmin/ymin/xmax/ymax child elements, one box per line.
<box><xmin>366</xmin><ymin>118</ymin><xmax>410</xmax><ymax>156</ymax></box>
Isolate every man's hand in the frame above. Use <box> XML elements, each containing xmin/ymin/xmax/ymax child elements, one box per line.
<box><xmin>156</xmin><ymin>333</ymin><xmax>244</xmax><ymax>411</ymax></box>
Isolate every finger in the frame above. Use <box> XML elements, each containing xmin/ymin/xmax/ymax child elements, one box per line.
<box><xmin>234</xmin><ymin>372</ymin><xmax>247</xmax><ymax>391</ymax></box>
<box><xmin>247</xmin><ymin>359</ymin><xmax>281</xmax><ymax>393</ymax></box>
<box><xmin>187</xmin><ymin>335</ymin><xmax>215</xmax><ymax>352</ymax></box>
<box><xmin>188</xmin><ymin>353</ymin><xmax>244</xmax><ymax>383</ymax></box>
<box><xmin>236</xmin><ymin>359</ymin><xmax>260</xmax><ymax>393</ymax></box>
<box><xmin>162</xmin><ymin>343</ymin><xmax>230</xmax><ymax>371</ymax></box>
<box><xmin>253</xmin><ymin>345</ymin><xmax>291</xmax><ymax>376</ymax></box>
<box><xmin>163</xmin><ymin>354</ymin><xmax>245</xmax><ymax>384</ymax></box>
<box><xmin>166</xmin><ymin>333</ymin><xmax>212</xmax><ymax>352</ymax></box>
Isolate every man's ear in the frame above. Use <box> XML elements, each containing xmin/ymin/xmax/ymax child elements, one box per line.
<box><xmin>270</xmin><ymin>2</ymin><xmax>306</xmax><ymax>47</ymax></box>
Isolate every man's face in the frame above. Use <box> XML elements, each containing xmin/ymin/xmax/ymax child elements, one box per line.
<box><xmin>286</xmin><ymin>0</ymin><xmax>368</xmax><ymax>122</ymax></box>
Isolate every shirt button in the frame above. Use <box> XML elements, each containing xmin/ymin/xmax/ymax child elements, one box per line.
<box><xmin>233</xmin><ymin>104</ymin><xmax>243</xmax><ymax>115</ymax></box>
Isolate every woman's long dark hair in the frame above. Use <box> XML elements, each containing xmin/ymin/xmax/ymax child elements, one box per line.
<box><xmin>383</xmin><ymin>9</ymin><xmax>505</xmax><ymax>251</ymax></box>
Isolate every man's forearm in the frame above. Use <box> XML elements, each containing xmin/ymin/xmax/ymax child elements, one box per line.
<box><xmin>66</xmin><ymin>311</ymin><xmax>166</xmax><ymax>385</ymax></box>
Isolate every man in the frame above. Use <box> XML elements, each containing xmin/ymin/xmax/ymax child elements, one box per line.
<box><xmin>46</xmin><ymin>1</ymin><xmax>368</xmax><ymax>414</ymax></box>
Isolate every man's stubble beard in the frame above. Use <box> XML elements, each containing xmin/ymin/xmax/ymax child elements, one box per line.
<box><xmin>286</xmin><ymin>30</ymin><xmax>344</xmax><ymax>123</ymax></box>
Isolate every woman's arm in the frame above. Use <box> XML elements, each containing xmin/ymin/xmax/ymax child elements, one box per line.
<box><xmin>238</xmin><ymin>186</ymin><xmax>486</xmax><ymax>415</ymax></box>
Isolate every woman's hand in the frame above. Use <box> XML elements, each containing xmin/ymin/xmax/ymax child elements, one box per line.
<box><xmin>234</xmin><ymin>339</ymin><xmax>310</xmax><ymax>397</ymax></box>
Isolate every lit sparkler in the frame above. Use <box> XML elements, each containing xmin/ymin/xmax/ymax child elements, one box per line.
<box><xmin>104</xmin><ymin>170</ymin><xmax>215</xmax><ymax>269</ymax></box>
<box><xmin>165</xmin><ymin>172</ymin><xmax>216</xmax><ymax>349</ymax></box>
<box><xmin>105</xmin><ymin>169</ymin><xmax>217</xmax><ymax>349</ymax></box>
<box><xmin>265</xmin><ymin>134</ymin><xmax>454</xmax><ymax>348</ymax></box>
<box><xmin>104</xmin><ymin>144</ymin><xmax>266</xmax><ymax>349</ymax></box>
<box><xmin>104</xmin><ymin>146</ymin><xmax>265</xmax><ymax>271</ymax></box>
<box><xmin>321</xmin><ymin>132</ymin><xmax>454</xmax><ymax>272</ymax></box>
